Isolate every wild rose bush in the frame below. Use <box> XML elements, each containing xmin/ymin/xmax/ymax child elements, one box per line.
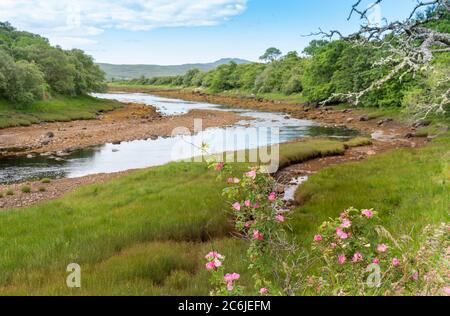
<box><xmin>206</xmin><ymin>162</ymin><xmax>289</xmax><ymax>295</ymax></box>
<box><xmin>205</xmin><ymin>161</ymin><xmax>449</xmax><ymax>296</ymax></box>
<box><xmin>307</xmin><ymin>207</ymin><xmax>449</xmax><ymax>296</ymax></box>
<box><xmin>205</xmin><ymin>251</ymin><xmax>243</xmax><ymax>296</ymax></box>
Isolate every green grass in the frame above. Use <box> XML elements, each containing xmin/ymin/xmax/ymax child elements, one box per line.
<box><xmin>0</xmin><ymin>138</ymin><xmax>353</xmax><ymax>295</ymax></box>
<box><xmin>343</xmin><ymin>137</ymin><xmax>373</xmax><ymax>149</ymax></box>
<box><xmin>0</xmin><ymin>162</ymin><xmax>249</xmax><ymax>294</ymax></box>
<box><xmin>0</xmin><ymin>136</ymin><xmax>448</xmax><ymax>295</ymax></box>
<box><xmin>278</xmin><ymin>139</ymin><xmax>347</xmax><ymax>169</ymax></box>
<box><xmin>291</xmin><ymin>135</ymin><xmax>450</xmax><ymax>248</ymax></box>
<box><xmin>41</xmin><ymin>178</ymin><xmax>52</xmax><ymax>184</ymax></box>
<box><xmin>0</xmin><ymin>95</ymin><xmax>123</xmax><ymax>129</ymax></box>
<box><xmin>5</xmin><ymin>189</ymin><xmax>14</xmax><ymax>196</ymax></box>
<box><xmin>20</xmin><ymin>186</ymin><xmax>31</xmax><ymax>194</ymax></box>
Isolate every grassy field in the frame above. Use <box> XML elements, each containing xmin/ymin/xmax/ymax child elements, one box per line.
<box><xmin>0</xmin><ymin>162</ymin><xmax>246</xmax><ymax>295</ymax></box>
<box><xmin>0</xmin><ymin>135</ymin><xmax>448</xmax><ymax>295</ymax></box>
<box><xmin>0</xmin><ymin>95</ymin><xmax>123</xmax><ymax>129</ymax></box>
<box><xmin>0</xmin><ymin>138</ymin><xmax>357</xmax><ymax>295</ymax></box>
<box><xmin>291</xmin><ymin>134</ymin><xmax>450</xmax><ymax>248</ymax></box>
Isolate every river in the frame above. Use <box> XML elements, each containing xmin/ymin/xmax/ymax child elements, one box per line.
<box><xmin>0</xmin><ymin>93</ymin><xmax>358</xmax><ymax>183</ymax></box>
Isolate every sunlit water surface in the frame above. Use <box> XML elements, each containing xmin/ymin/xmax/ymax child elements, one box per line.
<box><xmin>0</xmin><ymin>93</ymin><xmax>358</xmax><ymax>183</ymax></box>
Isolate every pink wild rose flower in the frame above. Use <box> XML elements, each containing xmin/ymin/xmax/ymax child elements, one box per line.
<box><xmin>336</xmin><ymin>227</ymin><xmax>349</xmax><ymax>240</ymax></box>
<box><xmin>215</xmin><ymin>162</ymin><xmax>224</xmax><ymax>172</ymax></box>
<box><xmin>244</xmin><ymin>200</ymin><xmax>251</xmax><ymax>207</ymax></box>
<box><xmin>340</xmin><ymin>219</ymin><xmax>352</xmax><ymax>229</ymax></box>
<box><xmin>232</xmin><ymin>202</ymin><xmax>241</xmax><ymax>211</ymax></box>
<box><xmin>252</xmin><ymin>229</ymin><xmax>264</xmax><ymax>241</ymax></box>
<box><xmin>338</xmin><ymin>254</ymin><xmax>346</xmax><ymax>265</ymax></box>
<box><xmin>392</xmin><ymin>257</ymin><xmax>400</xmax><ymax>267</ymax></box>
<box><xmin>245</xmin><ymin>170</ymin><xmax>257</xmax><ymax>179</ymax></box>
<box><xmin>314</xmin><ymin>235</ymin><xmax>323</xmax><ymax>242</ymax></box>
<box><xmin>205</xmin><ymin>261</ymin><xmax>216</xmax><ymax>271</ymax></box>
<box><xmin>352</xmin><ymin>252</ymin><xmax>363</xmax><ymax>263</ymax></box>
<box><xmin>224</xmin><ymin>273</ymin><xmax>240</xmax><ymax>282</ymax></box>
<box><xmin>205</xmin><ymin>252</ymin><xmax>224</xmax><ymax>261</ymax></box>
<box><xmin>361</xmin><ymin>209</ymin><xmax>374</xmax><ymax>218</ymax></box>
<box><xmin>377</xmin><ymin>244</ymin><xmax>388</xmax><ymax>253</ymax></box>
<box><xmin>259</xmin><ymin>288</ymin><xmax>269</xmax><ymax>295</ymax></box>
<box><xmin>275</xmin><ymin>214</ymin><xmax>285</xmax><ymax>223</ymax></box>
<box><xmin>268</xmin><ymin>192</ymin><xmax>277</xmax><ymax>202</ymax></box>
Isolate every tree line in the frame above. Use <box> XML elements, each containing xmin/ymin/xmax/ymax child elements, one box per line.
<box><xmin>126</xmin><ymin>7</ymin><xmax>449</xmax><ymax>112</ymax></box>
<box><xmin>0</xmin><ymin>22</ymin><xmax>106</xmax><ymax>106</ymax></box>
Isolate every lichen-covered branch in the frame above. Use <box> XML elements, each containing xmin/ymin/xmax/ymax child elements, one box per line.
<box><xmin>315</xmin><ymin>0</ymin><xmax>450</xmax><ymax>116</ymax></box>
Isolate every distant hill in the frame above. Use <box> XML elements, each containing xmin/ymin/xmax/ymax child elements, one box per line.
<box><xmin>98</xmin><ymin>58</ymin><xmax>250</xmax><ymax>80</ymax></box>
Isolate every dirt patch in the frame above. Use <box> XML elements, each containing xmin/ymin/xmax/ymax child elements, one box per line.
<box><xmin>0</xmin><ymin>103</ymin><xmax>247</xmax><ymax>158</ymax></box>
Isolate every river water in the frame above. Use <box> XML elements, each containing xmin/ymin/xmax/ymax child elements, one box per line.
<box><xmin>0</xmin><ymin>93</ymin><xmax>358</xmax><ymax>184</ymax></box>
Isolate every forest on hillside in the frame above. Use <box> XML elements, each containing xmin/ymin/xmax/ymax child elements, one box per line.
<box><xmin>0</xmin><ymin>22</ymin><xmax>106</xmax><ymax>106</ymax></box>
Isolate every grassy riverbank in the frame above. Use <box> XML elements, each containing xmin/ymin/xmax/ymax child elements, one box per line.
<box><xmin>0</xmin><ymin>137</ymin><xmax>363</xmax><ymax>295</ymax></box>
<box><xmin>0</xmin><ymin>133</ymin><xmax>448</xmax><ymax>294</ymax></box>
<box><xmin>292</xmin><ymin>135</ymin><xmax>450</xmax><ymax>248</ymax></box>
<box><xmin>0</xmin><ymin>95</ymin><xmax>123</xmax><ymax>129</ymax></box>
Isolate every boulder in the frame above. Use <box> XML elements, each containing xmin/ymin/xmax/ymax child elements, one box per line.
<box><xmin>359</xmin><ymin>115</ymin><xmax>370</xmax><ymax>122</ymax></box>
<box><xmin>377</xmin><ymin>118</ymin><xmax>393</xmax><ymax>126</ymax></box>
<box><xmin>413</xmin><ymin>120</ymin><xmax>431</xmax><ymax>128</ymax></box>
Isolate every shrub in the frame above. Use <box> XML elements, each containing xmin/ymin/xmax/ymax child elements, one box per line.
<box><xmin>41</xmin><ymin>178</ymin><xmax>52</xmax><ymax>184</ymax></box>
<box><xmin>38</xmin><ymin>187</ymin><xmax>46</xmax><ymax>192</ymax></box>
<box><xmin>307</xmin><ymin>208</ymin><xmax>448</xmax><ymax>296</ymax></box>
<box><xmin>21</xmin><ymin>185</ymin><xmax>31</xmax><ymax>193</ymax></box>
<box><xmin>5</xmin><ymin>188</ymin><xmax>14</xmax><ymax>196</ymax></box>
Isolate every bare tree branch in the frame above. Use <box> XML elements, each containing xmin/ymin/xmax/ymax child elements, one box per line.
<box><xmin>314</xmin><ymin>0</ymin><xmax>449</xmax><ymax>116</ymax></box>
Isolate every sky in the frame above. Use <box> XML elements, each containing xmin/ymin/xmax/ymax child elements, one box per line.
<box><xmin>0</xmin><ymin>0</ymin><xmax>423</xmax><ymax>65</ymax></box>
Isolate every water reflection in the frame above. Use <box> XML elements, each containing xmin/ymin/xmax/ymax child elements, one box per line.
<box><xmin>0</xmin><ymin>93</ymin><xmax>358</xmax><ymax>183</ymax></box>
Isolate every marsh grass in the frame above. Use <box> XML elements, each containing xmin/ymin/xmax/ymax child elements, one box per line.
<box><xmin>292</xmin><ymin>135</ymin><xmax>450</xmax><ymax>248</ymax></box>
<box><xmin>343</xmin><ymin>137</ymin><xmax>373</xmax><ymax>149</ymax></box>
<box><xmin>0</xmin><ymin>138</ymin><xmax>348</xmax><ymax>294</ymax></box>
<box><xmin>278</xmin><ymin>139</ymin><xmax>346</xmax><ymax>169</ymax></box>
<box><xmin>0</xmin><ymin>162</ymin><xmax>248</xmax><ymax>294</ymax></box>
<box><xmin>0</xmin><ymin>136</ymin><xmax>447</xmax><ymax>295</ymax></box>
<box><xmin>0</xmin><ymin>95</ymin><xmax>123</xmax><ymax>129</ymax></box>
<box><xmin>20</xmin><ymin>186</ymin><xmax>31</xmax><ymax>194</ymax></box>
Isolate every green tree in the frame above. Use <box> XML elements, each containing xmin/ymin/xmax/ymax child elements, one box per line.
<box><xmin>0</xmin><ymin>50</ymin><xmax>46</xmax><ymax>105</ymax></box>
<box><xmin>259</xmin><ymin>47</ymin><xmax>282</xmax><ymax>63</ymax></box>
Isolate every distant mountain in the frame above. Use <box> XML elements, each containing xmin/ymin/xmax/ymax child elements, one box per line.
<box><xmin>97</xmin><ymin>58</ymin><xmax>251</xmax><ymax>80</ymax></box>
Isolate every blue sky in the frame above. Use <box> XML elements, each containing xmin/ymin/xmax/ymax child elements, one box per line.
<box><xmin>0</xmin><ymin>0</ymin><xmax>422</xmax><ymax>65</ymax></box>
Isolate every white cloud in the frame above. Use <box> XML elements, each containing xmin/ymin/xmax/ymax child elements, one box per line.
<box><xmin>0</xmin><ymin>0</ymin><xmax>247</xmax><ymax>48</ymax></box>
